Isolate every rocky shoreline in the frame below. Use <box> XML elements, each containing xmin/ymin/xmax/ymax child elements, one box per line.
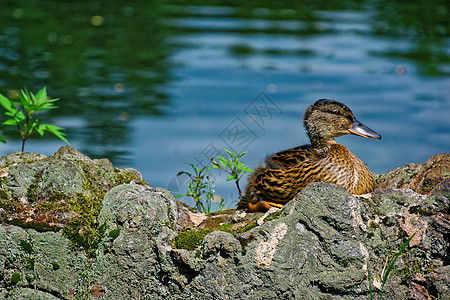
<box><xmin>0</xmin><ymin>146</ymin><xmax>448</xmax><ymax>299</ymax></box>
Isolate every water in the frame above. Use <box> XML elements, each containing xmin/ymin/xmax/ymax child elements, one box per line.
<box><xmin>0</xmin><ymin>1</ymin><xmax>449</xmax><ymax>209</ymax></box>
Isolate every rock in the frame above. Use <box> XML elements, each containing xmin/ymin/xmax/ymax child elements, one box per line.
<box><xmin>0</xmin><ymin>145</ymin><xmax>142</xmax><ymax>231</ymax></box>
<box><xmin>99</xmin><ymin>184</ymin><xmax>177</xmax><ymax>232</ymax></box>
<box><xmin>377</xmin><ymin>153</ymin><xmax>449</xmax><ymax>194</ymax></box>
<box><xmin>92</xmin><ymin>184</ymin><xmax>180</xmax><ymax>298</ymax></box>
<box><xmin>201</xmin><ymin>230</ymin><xmax>242</xmax><ymax>260</ymax></box>
<box><xmin>0</xmin><ymin>224</ymin><xmax>89</xmax><ymax>299</ymax></box>
<box><xmin>0</xmin><ymin>148</ymin><xmax>448</xmax><ymax>299</ymax></box>
<box><xmin>411</xmin><ymin>153</ymin><xmax>450</xmax><ymax>194</ymax></box>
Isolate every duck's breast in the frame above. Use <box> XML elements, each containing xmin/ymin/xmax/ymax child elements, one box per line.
<box><xmin>317</xmin><ymin>144</ymin><xmax>375</xmax><ymax>194</ymax></box>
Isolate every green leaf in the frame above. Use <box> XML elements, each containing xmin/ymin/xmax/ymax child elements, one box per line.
<box><xmin>30</xmin><ymin>119</ymin><xmax>39</xmax><ymax>132</ymax></box>
<box><xmin>219</xmin><ymin>159</ymin><xmax>228</xmax><ymax>168</ymax></box>
<box><xmin>218</xmin><ymin>156</ymin><xmax>227</xmax><ymax>163</ymax></box>
<box><xmin>0</xmin><ymin>93</ymin><xmax>13</xmax><ymax>111</ymax></box>
<box><xmin>35</xmin><ymin>87</ymin><xmax>47</xmax><ymax>103</ymax></box>
<box><xmin>177</xmin><ymin>170</ymin><xmax>190</xmax><ymax>177</ymax></box>
<box><xmin>224</xmin><ymin>149</ymin><xmax>233</xmax><ymax>157</ymax></box>
<box><xmin>37</xmin><ymin>124</ymin><xmax>69</xmax><ymax>144</ymax></box>
<box><xmin>36</xmin><ymin>125</ymin><xmax>44</xmax><ymax>136</ymax></box>
<box><xmin>30</xmin><ymin>87</ymin><xmax>59</xmax><ymax>112</ymax></box>
<box><xmin>19</xmin><ymin>89</ymin><xmax>31</xmax><ymax>106</ymax></box>
<box><xmin>11</xmin><ymin>110</ymin><xmax>25</xmax><ymax>124</ymax></box>
<box><xmin>36</xmin><ymin>97</ymin><xmax>59</xmax><ymax>112</ymax></box>
<box><xmin>226</xmin><ymin>175</ymin><xmax>236</xmax><ymax>181</ymax></box>
<box><xmin>30</xmin><ymin>90</ymin><xmax>37</xmax><ymax>104</ymax></box>
<box><xmin>2</xmin><ymin>119</ymin><xmax>18</xmax><ymax>126</ymax></box>
<box><xmin>0</xmin><ymin>136</ymin><xmax>6</xmax><ymax>143</ymax></box>
<box><xmin>238</xmin><ymin>151</ymin><xmax>248</xmax><ymax>158</ymax></box>
<box><xmin>4</xmin><ymin>111</ymin><xmax>16</xmax><ymax>118</ymax></box>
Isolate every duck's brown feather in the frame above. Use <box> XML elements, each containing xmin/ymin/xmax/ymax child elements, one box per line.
<box><xmin>238</xmin><ymin>144</ymin><xmax>375</xmax><ymax>212</ymax></box>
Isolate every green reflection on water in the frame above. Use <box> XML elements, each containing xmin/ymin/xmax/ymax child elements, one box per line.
<box><xmin>371</xmin><ymin>0</ymin><xmax>450</xmax><ymax>76</ymax></box>
<box><xmin>1</xmin><ymin>0</ymin><xmax>175</xmax><ymax>161</ymax></box>
<box><xmin>0</xmin><ymin>0</ymin><xmax>448</xmax><ymax>162</ymax></box>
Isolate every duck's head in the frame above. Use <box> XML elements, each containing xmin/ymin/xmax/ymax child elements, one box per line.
<box><xmin>304</xmin><ymin>99</ymin><xmax>381</xmax><ymax>148</ymax></box>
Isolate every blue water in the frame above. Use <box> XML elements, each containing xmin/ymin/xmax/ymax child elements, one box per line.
<box><xmin>0</xmin><ymin>3</ymin><xmax>449</xmax><ymax>209</ymax></box>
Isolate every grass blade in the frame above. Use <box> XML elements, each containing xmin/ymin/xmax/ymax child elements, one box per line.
<box><xmin>380</xmin><ymin>232</ymin><xmax>416</xmax><ymax>298</ymax></box>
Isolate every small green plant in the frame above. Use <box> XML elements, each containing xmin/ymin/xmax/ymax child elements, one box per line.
<box><xmin>176</xmin><ymin>163</ymin><xmax>216</xmax><ymax>214</ymax></box>
<box><xmin>0</xmin><ymin>87</ymin><xmax>68</xmax><ymax>151</ymax></box>
<box><xmin>369</xmin><ymin>232</ymin><xmax>417</xmax><ymax>300</ymax></box>
<box><xmin>211</xmin><ymin>150</ymin><xmax>253</xmax><ymax>197</ymax></box>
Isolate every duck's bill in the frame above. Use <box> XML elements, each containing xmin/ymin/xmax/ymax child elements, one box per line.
<box><xmin>347</xmin><ymin>119</ymin><xmax>381</xmax><ymax>139</ymax></box>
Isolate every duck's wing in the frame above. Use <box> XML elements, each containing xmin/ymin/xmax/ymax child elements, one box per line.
<box><xmin>239</xmin><ymin>145</ymin><xmax>320</xmax><ymax>211</ymax></box>
<box><xmin>265</xmin><ymin>145</ymin><xmax>316</xmax><ymax>169</ymax></box>
<box><xmin>253</xmin><ymin>166</ymin><xmax>307</xmax><ymax>199</ymax></box>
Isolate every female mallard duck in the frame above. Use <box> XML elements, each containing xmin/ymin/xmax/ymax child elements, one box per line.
<box><xmin>237</xmin><ymin>99</ymin><xmax>381</xmax><ymax>212</ymax></box>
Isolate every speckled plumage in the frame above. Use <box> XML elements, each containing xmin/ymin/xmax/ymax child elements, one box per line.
<box><xmin>237</xmin><ymin>99</ymin><xmax>381</xmax><ymax>212</ymax></box>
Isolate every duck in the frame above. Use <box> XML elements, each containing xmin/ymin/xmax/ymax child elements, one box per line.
<box><xmin>237</xmin><ymin>99</ymin><xmax>381</xmax><ymax>212</ymax></box>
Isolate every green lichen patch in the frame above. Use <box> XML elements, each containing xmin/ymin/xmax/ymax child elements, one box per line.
<box><xmin>63</xmin><ymin>215</ymin><xmax>107</xmax><ymax>257</ymax></box>
<box><xmin>23</xmin><ymin>257</ymin><xmax>35</xmax><ymax>271</ymax></box>
<box><xmin>108</xmin><ymin>228</ymin><xmax>121</xmax><ymax>240</ymax></box>
<box><xmin>174</xmin><ymin>228</ymin><xmax>214</xmax><ymax>251</ymax></box>
<box><xmin>174</xmin><ymin>209</ymin><xmax>264</xmax><ymax>252</ymax></box>
<box><xmin>175</xmin><ymin>222</ymin><xmax>252</xmax><ymax>251</ymax></box>
<box><xmin>114</xmin><ymin>167</ymin><xmax>145</xmax><ymax>185</ymax></box>
<box><xmin>264</xmin><ymin>210</ymin><xmax>282</xmax><ymax>222</ymax></box>
<box><xmin>19</xmin><ymin>240</ymin><xmax>34</xmax><ymax>254</ymax></box>
<box><xmin>0</xmin><ymin>191</ymin><xmax>20</xmax><ymax>216</ymax></box>
<box><xmin>10</xmin><ymin>272</ymin><xmax>21</xmax><ymax>285</ymax></box>
<box><xmin>235</xmin><ymin>220</ymin><xmax>258</xmax><ymax>233</ymax></box>
<box><xmin>52</xmin><ymin>262</ymin><xmax>60</xmax><ymax>270</ymax></box>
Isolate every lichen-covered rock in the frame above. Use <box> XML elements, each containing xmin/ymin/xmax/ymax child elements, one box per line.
<box><xmin>201</xmin><ymin>230</ymin><xmax>242</xmax><ymax>260</ymax></box>
<box><xmin>91</xmin><ymin>184</ymin><xmax>180</xmax><ymax>299</ymax></box>
<box><xmin>0</xmin><ymin>149</ymin><xmax>448</xmax><ymax>299</ymax></box>
<box><xmin>0</xmin><ymin>223</ymin><xmax>88</xmax><ymax>299</ymax></box>
<box><xmin>377</xmin><ymin>153</ymin><xmax>449</xmax><ymax>194</ymax></box>
<box><xmin>0</xmin><ymin>146</ymin><xmax>142</xmax><ymax>233</ymax></box>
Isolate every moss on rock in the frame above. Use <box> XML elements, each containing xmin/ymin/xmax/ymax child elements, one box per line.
<box><xmin>175</xmin><ymin>228</ymin><xmax>214</xmax><ymax>251</ymax></box>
